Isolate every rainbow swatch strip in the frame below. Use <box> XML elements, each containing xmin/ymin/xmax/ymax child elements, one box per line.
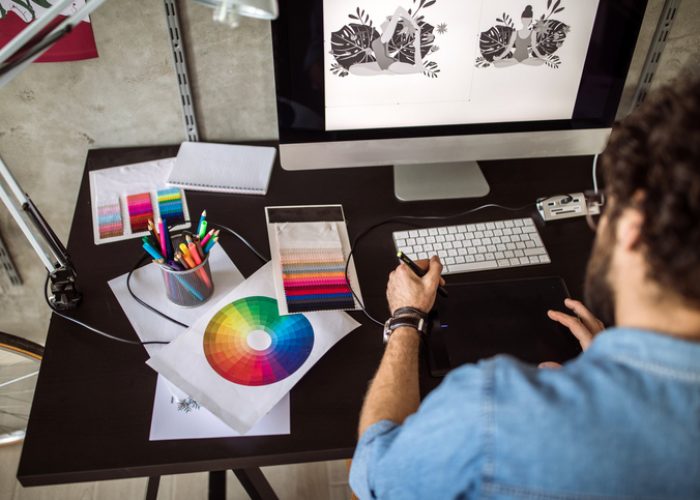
<box><xmin>126</xmin><ymin>192</ymin><xmax>153</xmax><ymax>232</ymax></box>
<box><xmin>280</xmin><ymin>247</ymin><xmax>355</xmax><ymax>313</ymax></box>
<box><xmin>97</xmin><ymin>199</ymin><xmax>123</xmax><ymax>238</ymax></box>
<box><xmin>157</xmin><ymin>188</ymin><xmax>185</xmax><ymax>225</ymax></box>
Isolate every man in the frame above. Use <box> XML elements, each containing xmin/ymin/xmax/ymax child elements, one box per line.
<box><xmin>350</xmin><ymin>78</ymin><xmax>700</xmax><ymax>499</ymax></box>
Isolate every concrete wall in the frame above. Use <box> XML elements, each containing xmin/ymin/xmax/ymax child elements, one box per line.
<box><xmin>1</xmin><ymin>0</ymin><xmax>699</xmax><ymax>344</ymax></box>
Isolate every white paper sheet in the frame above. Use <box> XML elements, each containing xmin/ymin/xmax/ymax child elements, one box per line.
<box><xmin>109</xmin><ymin>247</ymin><xmax>292</xmax><ymax>440</ymax></box>
<box><xmin>147</xmin><ymin>262</ymin><xmax>361</xmax><ymax>434</ymax></box>
<box><xmin>150</xmin><ymin>376</ymin><xmax>290</xmax><ymax>440</ymax></box>
<box><xmin>89</xmin><ymin>158</ymin><xmax>191</xmax><ymax>245</ymax></box>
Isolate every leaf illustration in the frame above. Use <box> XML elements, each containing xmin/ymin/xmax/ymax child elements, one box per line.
<box><xmin>330</xmin><ymin>23</ymin><xmax>380</xmax><ymax>69</ymax></box>
<box><xmin>534</xmin><ymin>19</ymin><xmax>570</xmax><ymax>56</ymax></box>
<box><xmin>478</xmin><ymin>25</ymin><xmax>514</xmax><ymax>62</ymax></box>
<box><xmin>31</xmin><ymin>0</ymin><xmax>52</xmax><ymax>7</ymax></box>
<box><xmin>547</xmin><ymin>0</ymin><xmax>552</xmax><ymax>8</ymax></box>
<box><xmin>545</xmin><ymin>54</ymin><xmax>561</xmax><ymax>68</ymax></box>
<box><xmin>554</xmin><ymin>7</ymin><xmax>564</xmax><ymax>13</ymax></box>
<box><xmin>387</xmin><ymin>21</ymin><xmax>436</xmax><ymax>64</ymax></box>
<box><xmin>423</xmin><ymin>0</ymin><xmax>437</xmax><ymax>8</ymax></box>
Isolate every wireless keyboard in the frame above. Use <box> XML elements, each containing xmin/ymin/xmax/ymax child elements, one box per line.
<box><xmin>392</xmin><ymin>217</ymin><xmax>550</xmax><ymax>275</ymax></box>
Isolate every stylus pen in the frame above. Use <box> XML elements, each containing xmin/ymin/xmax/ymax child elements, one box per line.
<box><xmin>397</xmin><ymin>251</ymin><xmax>448</xmax><ymax>298</ymax></box>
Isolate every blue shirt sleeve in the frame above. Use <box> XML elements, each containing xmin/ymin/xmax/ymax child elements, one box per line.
<box><xmin>349</xmin><ymin>364</ymin><xmax>486</xmax><ymax>499</ymax></box>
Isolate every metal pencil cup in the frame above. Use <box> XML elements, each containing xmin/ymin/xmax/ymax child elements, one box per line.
<box><xmin>158</xmin><ymin>256</ymin><xmax>214</xmax><ymax>307</ymax></box>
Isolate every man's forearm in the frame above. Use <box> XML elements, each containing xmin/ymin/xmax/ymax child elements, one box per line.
<box><xmin>358</xmin><ymin>328</ymin><xmax>421</xmax><ymax>437</ymax></box>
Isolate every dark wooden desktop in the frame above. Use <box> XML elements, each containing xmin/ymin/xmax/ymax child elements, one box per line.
<box><xmin>18</xmin><ymin>144</ymin><xmax>595</xmax><ymax>494</ymax></box>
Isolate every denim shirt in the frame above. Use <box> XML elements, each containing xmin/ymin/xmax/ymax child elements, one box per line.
<box><xmin>350</xmin><ymin>328</ymin><xmax>700</xmax><ymax>499</ymax></box>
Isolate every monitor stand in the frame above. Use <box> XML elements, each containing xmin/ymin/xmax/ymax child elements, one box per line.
<box><xmin>393</xmin><ymin>161</ymin><xmax>490</xmax><ymax>201</ymax></box>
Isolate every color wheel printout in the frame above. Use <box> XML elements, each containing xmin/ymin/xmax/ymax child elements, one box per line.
<box><xmin>147</xmin><ymin>262</ymin><xmax>361</xmax><ymax>434</ymax></box>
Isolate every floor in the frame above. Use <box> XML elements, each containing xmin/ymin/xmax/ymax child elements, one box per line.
<box><xmin>0</xmin><ymin>442</ymin><xmax>352</xmax><ymax>499</ymax></box>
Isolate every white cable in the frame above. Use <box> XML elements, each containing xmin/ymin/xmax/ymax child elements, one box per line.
<box><xmin>592</xmin><ymin>154</ymin><xmax>600</xmax><ymax>194</ymax></box>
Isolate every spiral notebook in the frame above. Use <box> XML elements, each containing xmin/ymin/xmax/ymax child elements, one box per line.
<box><xmin>167</xmin><ymin>142</ymin><xmax>276</xmax><ymax>195</ymax></box>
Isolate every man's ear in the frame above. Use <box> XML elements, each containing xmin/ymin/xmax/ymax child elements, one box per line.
<box><xmin>616</xmin><ymin>206</ymin><xmax>644</xmax><ymax>251</ymax></box>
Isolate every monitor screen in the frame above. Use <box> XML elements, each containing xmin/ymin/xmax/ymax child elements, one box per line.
<box><xmin>272</xmin><ymin>0</ymin><xmax>647</xmax><ymax>143</ymax></box>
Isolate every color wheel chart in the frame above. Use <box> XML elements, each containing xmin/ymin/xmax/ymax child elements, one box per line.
<box><xmin>203</xmin><ymin>296</ymin><xmax>314</xmax><ymax>386</ymax></box>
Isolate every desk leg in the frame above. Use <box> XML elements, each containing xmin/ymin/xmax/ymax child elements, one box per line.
<box><xmin>232</xmin><ymin>467</ymin><xmax>278</xmax><ymax>500</ymax></box>
<box><xmin>145</xmin><ymin>476</ymin><xmax>160</xmax><ymax>500</ymax></box>
<box><xmin>209</xmin><ymin>470</ymin><xmax>226</xmax><ymax>500</ymax></box>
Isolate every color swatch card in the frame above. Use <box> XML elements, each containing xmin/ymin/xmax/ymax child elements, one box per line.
<box><xmin>147</xmin><ymin>262</ymin><xmax>360</xmax><ymax>434</ymax></box>
<box><xmin>89</xmin><ymin>158</ymin><xmax>191</xmax><ymax>245</ymax></box>
<box><xmin>265</xmin><ymin>205</ymin><xmax>363</xmax><ymax>316</ymax></box>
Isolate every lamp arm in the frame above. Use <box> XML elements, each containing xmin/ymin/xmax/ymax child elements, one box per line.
<box><xmin>0</xmin><ymin>155</ymin><xmax>81</xmax><ymax>309</ymax></box>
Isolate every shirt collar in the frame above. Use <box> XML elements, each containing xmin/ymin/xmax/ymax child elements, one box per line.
<box><xmin>587</xmin><ymin>327</ymin><xmax>700</xmax><ymax>379</ymax></box>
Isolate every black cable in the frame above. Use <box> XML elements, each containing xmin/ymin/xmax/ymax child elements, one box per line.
<box><xmin>211</xmin><ymin>221</ymin><xmax>269</xmax><ymax>263</ymax></box>
<box><xmin>343</xmin><ymin>202</ymin><xmax>536</xmax><ymax>327</ymax></box>
<box><xmin>44</xmin><ymin>273</ymin><xmax>169</xmax><ymax>346</ymax></box>
<box><xmin>126</xmin><ymin>253</ymin><xmax>190</xmax><ymax>328</ymax></box>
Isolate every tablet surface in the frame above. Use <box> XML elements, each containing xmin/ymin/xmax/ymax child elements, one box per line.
<box><xmin>428</xmin><ymin>277</ymin><xmax>582</xmax><ymax>376</ymax></box>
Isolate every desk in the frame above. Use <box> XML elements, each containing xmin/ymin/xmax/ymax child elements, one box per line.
<box><xmin>18</xmin><ymin>144</ymin><xmax>594</xmax><ymax>493</ymax></box>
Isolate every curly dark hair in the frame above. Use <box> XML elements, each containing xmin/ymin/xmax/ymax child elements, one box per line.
<box><xmin>600</xmin><ymin>77</ymin><xmax>700</xmax><ymax>304</ymax></box>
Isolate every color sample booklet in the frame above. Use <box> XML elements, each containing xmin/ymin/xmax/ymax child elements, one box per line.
<box><xmin>89</xmin><ymin>158</ymin><xmax>190</xmax><ymax>245</ymax></box>
<box><xmin>265</xmin><ymin>205</ymin><xmax>363</xmax><ymax>316</ymax></box>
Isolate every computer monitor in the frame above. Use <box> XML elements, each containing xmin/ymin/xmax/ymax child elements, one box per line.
<box><xmin>271</xmin><ymin>0</ymin><xmax>647</xmax><ymax>200</ymax></box>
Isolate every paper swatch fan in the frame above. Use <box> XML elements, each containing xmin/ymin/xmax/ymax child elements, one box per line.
<box><xmin>203</xmin><ymin>296</ymin><xmax>314</xmax><ymax>386</ymax></box>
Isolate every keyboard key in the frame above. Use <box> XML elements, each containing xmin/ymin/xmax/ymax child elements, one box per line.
<box><xmin>458</xmin><ymin>248</ymin><xmax>468</xmax><ymax>256</ymax></box>
<box><xmin>476</xmin><ymin>223</ymin><xmax>486</xmax><ymax>230</ymax></box>
<box><xmin>497</xmin><ymin>259</ymin><xmax>511</xmax><ymax>267</ymax></box>
<box><xmin>466</xmin><ymin>224</ymin><xmax>477</xmax><ymax>231</ymax></box>
<box><xmin>455</xmin><ymin>233</ymin><xmax>465</xmax><ymax>240</ymax></box>
<box><xmin>510</xmin><ymin>258</ymin><xmax>520</xmax><ymax>265</ymax></box>
<box><xmin>418</xmin><ymin>229</ymin><xmax>428</xmax><ymax>236</ymax></box>
<box><xmin>395</xmin><ymin>231</ymin><xmax>409</xmax><ymax>239</ymax></box>
<box><xmin>492</xmin><ymin>236</ymin><xmax>501</xmax><ymax>244</ymax></box>
<box><xmin>484</xmin><ymin>230</ymin><xmax>494</xmax><ymax>237</ymax></box>
<box><xmin>495</xmin><ymin>221</ymin><xmax>505</xmax><ymax>228</ymax></box>
<box><xmin>445</xmin><ymin>234</ymin><xmax>455</xmax><ymax>242</ymax></box>
<box><xmin>456</xmin><ymin>256</ymin><xmax>466</xmax><ymax>263</ymax></box>
<box><xmin>428</xmin><ymin>228</ymin><xmax>438</xmax><ymax>235</ymax></box>
<box><xmin>475</xmin><ymin>254</ymin><xmax>485</xmax><ymax>262</ymax></box>
<box><xmin>436</xmin><ymin>235</ymin><xmax>446</xmax><ymax>242</ymax></box>
<box><xmin>396</xmin><ymin>239</ymin><xmax>406</xmax><ymax>248</ymax></box>
<box><xmin>519</xmin><ymin>257</ymin><xmax>530</xmax><ymax>265</ymax></box>
<box><xmin>438</xmin><ymin>227</ymin><xmax>448</xmax><ymax>235</ymax></box>
<box><xmin>539</xmin><ymin>254</ymin><xmax>551</xmax><ymax>264</ymax></box>
<box><xmin>494</xmin><ymin>229</ymin><xmax>503</xmax><ymax>236</ymax></box>
<box><xmin>496</xmin><ymin>243</ymin><xmax>506</xmax><ymax>251</ymax></box>
<box><xmin>524</xmin><ymin>247</ymin><xmax>547</xmax><ymax>256</ymax></box>
<box><xmin>513</xmin><ymin>227</ymin><xmax>522</xmax><ymax>234</ymax></box>
<box><xmin>426</xmin><ymin>236</ymin><xmax>436</xmax><ymax>243</ymax></box>
<box><xmin>476</xmin><ymin>246</ymin><xmax>487</xmax><ymax>254</ymax></box>
<box><xmin>485</xmin><ymin>222</ymin><xmax>495</xmax><ymax>230</ymax></box>
<box><xmin>414</xmin><ymin>244</ymin><xmax>424</xmax><ymax>252</ymax></box>
<box><xmin>505</xmin><ymin>250</ymin><xmax>515</xmax><ymax>258</ymax></box>
<box><xmin>418</xmin><ymin>252</ymin><xmax>428</xmax><ymax>260</ymax></box>
<box><xmin>424</xmin><ymin>243</ymin><xmax>434</xmax><ymax>251</ymax></box>
<box><xmin>495</xmin><ymin>251</ymin><xmax>505</xmax><ymax>259</ymax></box>
<box><xmin>434</xmin><ymin>243</ymin><xmax>444</xmax><ymax>250</ymax></box>
<box><xmin>514</xmin><ymin>219</ymin><xmax>524</xmax><ymax>227</ymax></box>
<box><xmin>450</xmin><ymin>260</ymin><xmax>498</xmax><ymax>272</ymax></box>
<box><xmin>407</xmin><ymin>238</ymin><xmax>416</xmax><ymax>245</ymax></box>
<box><xmin>465</xmin><ymin>255</ymin><xmax>476</xmax><ymax>262</ymax></box>
<box><xmin>448</xmin><ymin>249</ymin><xmax>458</xmax><ymax>257</ymax></box>
<box><xmin>487</xmin><ymin>244</ymin><xmax>497</xmax><ymax>252</ymax></box>
<box><xmin>416</xmin><ymin>237</ymin><xmax>426</xmax><ymax>244</ymax></box>
<box><xmin>514</xmin><ymin>249</ymin><xmax>524</xmax><ymax>257</ymax></box>
<box><xmin>445</xmin><ymin>257</ymin><xmax>456</xmax><ymax>265</ymax></box>
<box><xmin>504</xmin><ymin>220</ymin><xmax>514</xmax><ymax>228</ymax></box>
<box><xmin>409</xmin><ymin>230</ymin><xmax>419</xmax><ymax>237</ymax></box>
<box><xmin>523</xmin><ymin>218</ymin><xmax>534</xmax><ymax>226</ymax></box>
<box><xmin>457</xmin><ymin>225</ymin><xmax>468</xmax><ymax>233</ymax></box>
<box><xmin>448</xmin><ymin>226</ymin><xmax>458</xmax><ymax>234</ymax></box>
<box><xmin>474</xmin><ymin>231</ymin><xmax>484</xmax><ymax>238</ymax></box>
<box><xmin>444</xmin><ymin>242</ymin><xmax>454</xmax><ymax>249</ymax></box>
<box><xmin>525</xmin><ymin>240</ymin><xmax>536</xmax><ymax>248</ymax></box>
<box><xmin>482</xmin><ymin>237</ymin><xmax>492</xmax><ymax>245</ymax></box>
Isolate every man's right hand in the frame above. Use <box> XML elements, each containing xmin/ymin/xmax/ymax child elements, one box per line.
<box><xmin>539</xmin><ymin>299</ymin><xmax>605</xmax><ymax>369</ymax></box>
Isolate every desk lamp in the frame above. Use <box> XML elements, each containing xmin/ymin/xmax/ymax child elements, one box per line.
<box><xmin>0</xmin><ymin>0</ymin><xmax>278</xmax><ymax>309</ymax></box>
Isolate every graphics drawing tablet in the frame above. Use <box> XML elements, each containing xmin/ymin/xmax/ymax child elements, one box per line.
<box><xmin>427</xmin><ymin>276</ymin><xmax>582</xmax><ymax>377</ymax></box>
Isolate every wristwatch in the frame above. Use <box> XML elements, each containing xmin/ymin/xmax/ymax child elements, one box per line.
<box><xmin>383</xmin><ymin>307</ymin><xmax>430</xmax><ymax>343</ymax></box>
